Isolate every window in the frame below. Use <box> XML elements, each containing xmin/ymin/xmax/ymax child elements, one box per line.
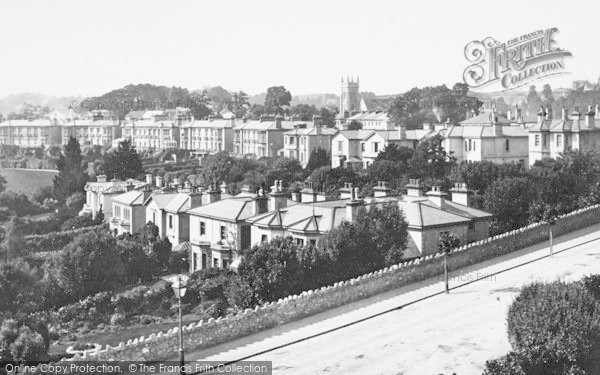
<box><xmin>473</xmin><ymin>141</ymin><xmax>476</xmax><ymax>151</ymax></box>
<box><xmin>202</xmin><ymin>253</ymin><xmax>207</xmax><ymax>269</ymax></box>
<box><xmin>505</xmin><ymin>139</ymin><xmax>510</xmax><ymax>152</ymax></box>
<box><xmin>337</xmin><ymin>141</ymin><xmax>343</xmax><ymax>152</ymax></box>
<box><xmin>152</xmin><ymin>211</ymin><xmax>156</xmax><ymax>223</ymax></box>
<box><xmin>123</xmin><ymin>208</ymin><xmax>130</xmax><ymax>221</ymax></box>
<box><xmin>373</xmin><ymin>142</ymin><xmax>379</xmax><ymax>153</ymax></box>
<box><xmin>557</xmin><ymin>134</ymin><xmax>563</xmax><ymax>147</ymax></box>
<box><xmin>220</xmin><ymin>226</ymin><xmax>227</xmax><ymax>241</ymax></box>
<box><xmin>296</xmin><ymin>238</ymin><xmax>304</xmax><ymax>246</ymax></box>
<box><xmin>213</xmin><ymin>258</ymin><xmax>219</xmax><ymax>268</ymax></box>
<box><xmin>309</xmin><ymin>239</ymin><xmax>316</xmax><ymax>247</ymax></box>
<box><xmin>193</xmin><ymin>253</ymin><xmax>198</xmax><ymax>271</ymax></box>
<box><xmin>468</xmin><ymin>139</ymin><xmax>472</xmax><ymax>151</ymax></box>
<box><xmin>261</xmin><ymin>234</ymin><xmax>268</xmax><ymax>243</ymax></box>
<box><xmin>464</xmin><ymin>140</ymin><xmax>468</xmax><ymax>151</ymax></box>
<box><xmin>361</xmin><ymin>143</ymin><xmax>365</xmax><ymax>152</ymax></box>
<box><xmin>289</xmin><ymin>137</ymin><xmax>294</xmax><ymax>145</ymax></box>
<box><xmin>534</xmin><ymin>134</ymin><xmax>540</xmax><ymax>146</ymax></box>
<box><xmin>222</xmin><ymin>260</ymin><xmax>228</xmax><ymax>269</ymax></box>
<box><xmin>200</xmin><ymin>221</ymin><xmax>205</xmax><ymax>235</ymax></box>
<box><xmin>168</xmin><ymin>215</ymin><xmax>173</xmax><ymax>229</ymax></box>
<box><xmin>542</xmin><ymin>134</ymin><xmax>547</xmax><ymax>147</ymax></box>
<box><xmin>468</xmin><ymin>221</ymin><xmax>475</xmax><ymax>230</ymax></box>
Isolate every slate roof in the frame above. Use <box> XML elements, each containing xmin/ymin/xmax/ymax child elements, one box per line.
<box><xmin>284</xmin><ymin>127</ymin><xmax>338</xmax><ymax>136</ymax></box>
<box><xmin>528</xmin><ymin>118</ymin><xmax>600</xmax><ymax>132</ymax></box>
<box><xmin>164</xmin><ymin>193</ymin><xmax>192</xmax><ymax>213</ymax></box>
<box><xmin>444</xmin><ymin>124</ymin><xmax>528</xmax><ymax>138</ymax></box>
<box><xmin>460</xmin><ymin>112</ymin><xmax>511</xmax><ymax>126</ymax></box>
<box><xmin>113</xmin><ymin>191</ymin><xmax>145</xmax><ymax>206</ymax></box>
<box><xmin>246</xmin><ymin>195</ymin><xmax>491</xmax><ymax>233</ymax></box>
<box><xmin>187</xmin><ymin>197</ymin><xmax>255</xmax><ymax>222</ymax></box>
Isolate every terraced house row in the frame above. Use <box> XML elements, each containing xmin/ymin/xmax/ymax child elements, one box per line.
<box><xmin>83</xmin><ymin>173</ymin><xmax>493</xmax><ymax>273</ymax></box>
<box><xmin>3</xmin><ymin>105</ymin><xmax>600</xmax><ymax>169</ymax></box>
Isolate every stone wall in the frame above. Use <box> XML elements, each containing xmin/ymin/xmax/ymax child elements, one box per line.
<box><xmin>74</xmin><ymin>204</ymin><xmax>600</xmax><ymax>361</ymax></box>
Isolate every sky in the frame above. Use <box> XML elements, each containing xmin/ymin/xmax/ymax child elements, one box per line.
<box><xmin>0</xmin><ymin>0</ymin><xmax>598</xmax><ymax>99</ymax></box>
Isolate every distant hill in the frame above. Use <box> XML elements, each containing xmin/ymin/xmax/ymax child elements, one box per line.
<box><xmin>0</xmin><ymin>93</ymin><xmax>81</xmax><ymax>115</ymax></box>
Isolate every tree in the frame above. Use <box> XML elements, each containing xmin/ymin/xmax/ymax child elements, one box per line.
<box><xmin>319</xmin><ymin>107</ymin><xmax>336</xmax><ymax>127</ymax></box>
<box><xmin>264</xmin><ymin>86</ymin><xmax>292</xmax><ymax>114</ymax></box>
<box><xmin>52</xmin><ymin>137</ymin><xmax>88</xmax><ymax>202</ymax></box>
<box><xmin>188</xmin><ymin>89</ymin><xmax>212</xmax><ymax>120</ymax></box>
<box><xmin>408</xmin><ymin>134</ymin><xmax>456</xmax><ymax>183</ymax></box>
<box><xmin>0</xmin><ymin>259</ymin><xmax>40</xmax><ymax>313</ymax></box>
<box><xmin>526</xmin><ymin>85</ymin><xmax>542</xmax><ymax>115</ymax></box>
<box><xmin>505</xmin><ymin>281</ymin><xmax>600</xmax><ymax>374</ymax></box>
<box><xmin>0</xmin><ymin>319</ymin><xmax>49</xmax><ymax>362</ymax></box>
<box><xmin>346</xmin><ymin>120</ymin><xmax>362</xmax><ymax>130</ymax></box>
<box><xmin>47</xmin><ymin>228</ymin><xmax>126</xmax><ymax>302</ymax></box>
<box><xmin>305</xmin><ymin>148</ymin><xmax>330</xmax><ymax>172</ymax></box>
<box><xmin>238</xmin><ymin>237</ymin><xmax>303</xmax><ymax>302</ymax></box>
<box><xmin>207</xmin><ymin>86</ymin><xmax>232</xmax><ymax>112</ymax></box>
<box><xmin>6</xmin><ymin>103</ymin><xmax>51</xmax><ymax>120</ymax></box>
<box><xmin>290</xmin><ymin>104</ymin><xmax>318</xmax><ymax>121</ymax></box>
<box><xmin>542</xmin><ymin>84</ymin><xmax>555</xmax><ymax>107</ymax></box>
<box><xmin>375</xmin><ymin>144</ymin><xmax>414</xmax><ymax>166</ymax></box>
<box><xmin>438</xmin><ymin>232</ymin><xmax>460</xmax><ymax>293</ymax></box>
<box><xmin>0</xmin><ymin>174</ymin><xmax>6</xmax><ymax>193</ymax></box>
<box><xmin>102</xmin><ymin>139</ymin><xmax>143</xmax><ymax>180</ymax></box>
<box><xmin>483</xmin><ymin>177</ymin><xmax>533</xmax><ymax>234</ymax></box>
<box><xmin>231</xmin><ymin>91</ymin><xmax>250</xmax><ymax>118</ymax></box>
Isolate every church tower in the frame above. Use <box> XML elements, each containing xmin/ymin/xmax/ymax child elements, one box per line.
<box><xmin>340</xmin><ymin>76</ymin><xmax>360</xmax><ymax>117</ymax></box>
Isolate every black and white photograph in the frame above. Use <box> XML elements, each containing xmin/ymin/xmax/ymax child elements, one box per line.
<box><xmin>1</xmin><ymin>0</ymin><xmax>600</xmax><ymax>374</ymax></box>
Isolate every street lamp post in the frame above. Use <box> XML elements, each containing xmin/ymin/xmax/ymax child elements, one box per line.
<box><xmin>443</xmin><ymin>252</ymin><xmax>449</xmax><ymax>294</ymax></box>
<box><xmin>171</xmin><ymin>274</ymin><xmax>188</xmax><ymax>375</ymax></box>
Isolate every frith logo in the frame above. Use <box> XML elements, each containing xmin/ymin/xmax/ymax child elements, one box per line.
<box><xmin>463</xmin><ymin>28</ymin><xmax>572</xmax><ymax>91</ymax></box>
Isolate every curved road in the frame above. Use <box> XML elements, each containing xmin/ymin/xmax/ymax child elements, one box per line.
<box><xmin>190</xmin><ymin>224</ymin><xmax>600</xmax><ymax>375</ymax></box>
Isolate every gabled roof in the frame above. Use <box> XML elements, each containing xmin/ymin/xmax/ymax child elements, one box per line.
<box><xmin>445</xmin><ymin>124</ymin><xmax>528</xmax><ymax>138</ymax></box>
<box><xmin>333</xmin><ymin>130</ymin><xmax>375</xmax><ymax>140</ymax></box>
<box><xmin>528</xmin><ymin>118</ymin><xmax>600</xmax><ymax>133</ymax></box>
<box><xmin>187</xmin><ymin>197</ymin><xmax>255</xmax><ymax>222</ymax></box>
<box><xmin>146</xmin><ymin>193</ymin><xmax>179</xmax><ymax>209</ymax></box>
<box><xmin>164</xmin><ymin>194</ymin><xmax>192</xmax><ymax>213</ymax></box>
<box><xmin>460</xmin><ymin>112</ymin><xmax>511</xmax><ymax>126</ymax></box>
<box><xmin>113</xmin><ymin>191</ymin><xmax>145</xmax><ymax>206</ymax></box>
<box><xmin>284</xmin><ymin>127</ymin><xmax>338</xmax><ymax>136</ymax></box>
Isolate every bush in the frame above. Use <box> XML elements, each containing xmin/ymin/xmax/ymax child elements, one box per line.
<box><xmin>109</xmin><ymin>313</ymin><xmax>125</xmax><ymax>326</ymax></box>
<box><xmin>482</xmin><ymin>352</ymin><xmax>526</xmax><ymax>375</ymax></box>
<box><xmin>582</xmin><ymin>274</ymin><xmax>600</xmax><ymax>300</ymax></box>
<box><xmin>506</xmin><ymin>281</ymin><xmax>600</xmax><ymax>374</ymax></box>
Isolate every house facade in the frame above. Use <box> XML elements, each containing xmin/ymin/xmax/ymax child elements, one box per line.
<box><xmin>62</xmin><ymin>111</ymin><xmax>121</xmax><ymax>147</ymax></box>
<box><xmin>122</xmin><ymin>111</ymin><xmax>183</xmax><ymax>150</ymax></box>
<box><xmin>282</xmin><ymin>118</ymin><xmax>337</xmax><ymax>167</ymax></box>
<box><xmin>110</xmin><ymin>188</ymin><xmax>152</xmax><ymax>236</ymax></box>
<box><xmin>528</xmin><ymin>106</ymin><xmax>600</xmax><ymax>166</ymax></box>
<box><xmin>440</xmin><ymin>111</ymin><xmax>529</xmax><ymax>165</ymax></box>
<box><xmin>179</xmin><ymin>117</ymin><xmax>236</xmax><ymax>153</ymax></box>
<box><xmin>81</xmin><ymin>174</ymin><xmax>148</xmax><ymax>220</ymax></box>
<box><xmin>0</xmin><ymin>119</ymin><xmax>62</xmax><ymax>147</ymax></box>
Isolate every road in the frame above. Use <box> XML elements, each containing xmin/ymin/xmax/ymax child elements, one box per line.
<box><xmin>190</xmin><ymin>224</ymin><xmax>600</xmax><ymax>375</ymax></box>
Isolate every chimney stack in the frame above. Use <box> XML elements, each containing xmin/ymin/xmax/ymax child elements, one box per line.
<box><xmin>207</xmin><ymin>181</ymin><xmax>222</xmax><ymax>204</ymax></box>
<box><xmin>339</xmin><ymin>182</ymin><xmax>353</xmax><ymax>200</ymax></box>
<box><xmin>145</xmin><ymin>173</ymin><xmax>153</xmax><ymax>185</ymax></box>
<box><xmin>253</xmin><ymin>187</ymin><xmax>269</xmax><ymax>215</ymax></box>
<box><xmin>188</xmin><ymin>186</ymin><xmax>203</xmax><ymax>209</ymax></box>
<box><xmin>586</xmin><ymin>105</ymin><xmax>595</xmax><ymax>128</ymax></box>
<box><xmin>570</xmin><ymin>107</ymin><xmax>581</xmax><ymax>121</ymax></box>
<box><xmin>300</xmin><ymin>183</ymin><xmax>318</xmax><ymax>203</ymax></box>
<box><xmin>562</xmin><ymin>107</ymin><xmax>567</xmax><ymax>121</ymax></box>
<box><xmin>544</xmin><ymin>107</ymin><xmax>552</xmax><ymax>120</ymax></box>
<box><xmin>97</xmin><ymin>174</ymin><xmax>107</xmax><ymax>183</ymax></box>
<box><xmin>373</xmin><ymin>181</ymin><xmax>392</xmax><ymax>197</ymax></box>
<box><xmin>269</xmin><ymin>180</ymin><xmax>288</xmax><ymax>211</ymax></box>
<box><xmin>275</xmin><ymin>113</ymin><xmax>283</xmax><ymax>129</ymax></box>
<box><xmin>126</xmin><ymin>182</ymin><xmax>134</xmax><ymax>192</ymax></box>
<box><xmin>426</xmin><ymin>186</ymin><xmax>445</xmax><ymax>207</ymax></box>
<box><xmin>345</xmin><ymin>187</ymin><xmax>363</xmax><ymax>223</ymax></box>
<box><xmin>155</xmin><ymin>175</ymin><xmax>163</xmax><ymax>188</ymax></box>
<box><xmin>405</xmin><ymin>179</ymin><xmax>423</xmax><ymax>198</ymax></box>
<box><xmin>450</xmin><ymin>182</ymin><xmax>473</xmax><ymax>207</ymax></box>
<box><xmin>537</xmin><ymin>107</ymin><xmax>546</xmax><ymax>124</ymax></box>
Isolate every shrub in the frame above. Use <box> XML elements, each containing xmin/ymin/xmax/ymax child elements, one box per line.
<box><xmin>581</xmin><ymin>274</ymin><xmax>600</xmax><ymax>300</ymax></box>
<box><xmin>507</xmin><ymin>281</ymin><xmax>600</xmax><ymax>374</ymax></box>
<box><xmin>482</xmin><ymin>352</ymin><xmax>526</xmax><ymax>375</ymax></box>
<box><xmin>109</xmin><ymin>313</ymin><xmax>125</xmax><ymax>326</ymax></box>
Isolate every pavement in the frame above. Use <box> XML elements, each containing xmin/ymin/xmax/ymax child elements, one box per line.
<box><xmin>186</xmin><ymin>223</ymin><xmax>600</xmax><ymax>375</ymax></box>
